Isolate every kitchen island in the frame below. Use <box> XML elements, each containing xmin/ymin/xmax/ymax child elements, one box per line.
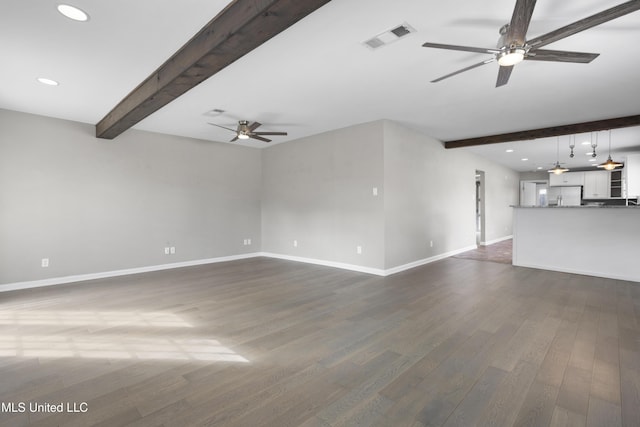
<box><xmin>512</xmin><ymin>206</ymin><xmax>640</xmax><ymax>283</ymax></box>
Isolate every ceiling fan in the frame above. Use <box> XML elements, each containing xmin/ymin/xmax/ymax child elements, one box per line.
<box><xmin>422</xmin><ymin>0</ymin><xmax>640</xmax><ymax>87</ymax></box>
<box><xmin>208</xmin><ymin>120</ymin><xmax>288</xmax><ymax>142</ymax></box>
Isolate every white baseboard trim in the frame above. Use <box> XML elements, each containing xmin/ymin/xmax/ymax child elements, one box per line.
<box><xmin>259</xmin><ymin>252</ymin><xmax>386</xmax><ymax>276</ymax></box>
<box><xmin>0</xmin><ymin>253</ymin><xmax>261</xmax><ymax>293</ymax></box>
<box><xmin>479</xmin><ymin>235</ymin><xmax>513</xmax><ymax>246</ymax></box>
<box><xmin>513</xmin><ymin>262</ymin><xmax>640</xmax><ymax>283</ymax></box>
<box><xmin>260</xmin><ymin>245</ymin><xmax>478</xmax><ymax>277</ymax></box>
<box><xmin>383</xmin><ymin>245</ymin><xmax>478</xmax><ymax>276</ymax></box>
<box><xmin>1</xmin><ymin>245</ymin><xmax>484</xmax><ymax>292</ymax></box>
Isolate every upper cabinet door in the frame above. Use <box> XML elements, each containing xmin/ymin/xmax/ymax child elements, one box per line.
<box><xmin>583</xmin><ymin>171</ymin><xmax>610</xmax><ymax>198</ymax></box>
<box><xmin>549</xmin><ymin>171</ymin><xmax>584</xmax><ymax>186</ymax></box>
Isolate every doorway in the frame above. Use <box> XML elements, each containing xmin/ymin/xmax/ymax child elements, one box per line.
<box><xmin>475</xmin><ymin>170</ymin><xmax>486</xmax><ymax>246</ymax></box>
<box><xmin>519</xmin><ymin>180</ymin><xmax>549</xmax><ymax>206</ymax></box>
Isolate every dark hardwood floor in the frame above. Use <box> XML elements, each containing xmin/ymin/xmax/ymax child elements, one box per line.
<box><xmin>1</xmin><ymin>256</ymin><xmax>639</xmax><ymax>426</ymax></box>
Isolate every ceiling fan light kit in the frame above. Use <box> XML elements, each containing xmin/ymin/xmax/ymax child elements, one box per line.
<box><xmin>422</xmin><ymin>0</ymin><xmax>640</xmax><ymax>87</ymax></box>
<box><xmin>208</xmin><ymin>120</ymin><xmax>288</xmax><ymax>143</ymax></box>
<box><xmin>497</xmin><ymin>48</ymin><xmax>526</xmax><ymax>66</ymax></box>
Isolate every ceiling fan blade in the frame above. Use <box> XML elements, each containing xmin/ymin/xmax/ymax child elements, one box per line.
<box><xmin>431</xmin><ymin>58</ymin><xmax>496</xmax><ymax>83</ymax></box>
<box><xmin>250</xmin><ymin>135</ymin><xmax>271</xmax><ymax>143</ymax></box>
<box><xmin>207</xmin><ymin>122</ymin><xmax>237</xmax><ymax>132</ymax></box>
<box><xmin>526</xmin><ymin>49</ymin><xmax>599</xmax><ymax>63</ymax></box>
<box><xmin>506</xmin><ymin>0</ymin><xmax>537</xmax><ymax>45</ymax></box>
<box><xmin>248</xmin><ymin>121</ymin><xmax>262</xmax><ymax>131</ymax></box>
<box><xmin>527</xmin><ymin>0</ymin><xmax>640</xmax><ymax>49</ymax></box>
<box><xmin>252</xmin><ymin>131</ymin><xmax>288</xmax><ymax>136</ymax></box>
<box><xmin>230</xmin><ymin>136</ymin><xmax>239</xmax><ymax>142</ymax></box>
<box><xmin>422</xmin><ymin>42</ymin><xmax>500</xmax><ymax>55</ymax></box>
<box><xmin>496</xmin><ymin>65</ymin><xmax>514</xmax><ymax>87</ymax></box>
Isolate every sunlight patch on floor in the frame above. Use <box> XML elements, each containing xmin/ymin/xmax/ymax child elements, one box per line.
<box><xmin>0</xmin><ymin>311</ymin><xmax>193</xmax><ymax>327</ymax></box>
<box><xmin>0</xmin><ymin>335</ymin><xmax>249</xmax><ymax>362</ymax></box>
<box><xmin>0</xmin><ymin>310</ymin><xmax>248</xmax><ymax>362</ymax></box>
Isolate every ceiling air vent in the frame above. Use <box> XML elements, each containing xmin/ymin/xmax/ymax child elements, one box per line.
<box><xmin>363</xmin><ymin>22</ymin><xmax>416</xmax><ymax>50</ymax></box>
<box><xmin>391</xmin><ymin>25</ymin><xmax>412</xmax><ymax>38</ymax></box>
<box><xmin>364</xmin><ymin>37</ymin><xmax>385</xmax><ymax>49</ymax></box>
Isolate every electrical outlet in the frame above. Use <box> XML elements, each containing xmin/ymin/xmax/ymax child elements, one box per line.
<box><xmin>293</xmin><ymin>240</ymin><xmax>298</xmax><ymax>247</ymax></box>
<box><xmin>372</xmin><ymin>187</ymin><xmax>378</xmax><ymax>196</ymax></box>
<box><xmin>430</xmin><ymin>240</ymin><xmax>433</xmax><ymax>248</ymax></box>
<box><xmin>164</xmin><ymin>247</ymin><xmax>170</xmax><ymax>255</ymax></box>
<box><xmin>170</xmin><ymin>247</ymin><xmax>176</xmax><ymax>254</ymax></box>
<box><xmin>41</xmin><ymin>258</ymin><xmax>49</xmax><ymax>268</ymax></box>
<box><xmin>247</xmin><ymin>238</ymin><xmax>251</xmax><ymax>245</ymax></box>
<box><xmin>357</xmin><ymin>246</ymin><xmax>362</xmax><ymax>254</ymax></box>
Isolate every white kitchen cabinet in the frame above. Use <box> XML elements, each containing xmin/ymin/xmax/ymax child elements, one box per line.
<box><xmin>549</xmin><ymin>171</ymin><xmax>584</xmax><ymax>186</ymax></box>
<box><xmin>626</xmin><ymin>154</ymin><xmax>640</xmax><ymax>198</ymax></box>
<box><xmin>583</xmin><ymin>170</ymin><xmax>610</xmax><ymax>199</ymax></box>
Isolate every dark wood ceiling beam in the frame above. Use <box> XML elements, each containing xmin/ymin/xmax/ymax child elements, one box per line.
<box><xmin>444</xmin><ymin>114</ymin><xmax>640</xmax><ymax>149</ymax></box>
<box><xmin>96</xmin><ymin>0</ymin><xmax>332</xmax><ymax>139</ymax></box>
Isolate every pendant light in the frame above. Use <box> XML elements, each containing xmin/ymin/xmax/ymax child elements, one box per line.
<box><xmin>590</xmin><ymin>132</ymin><xmax>598</xmax><ymax>158</ymax></box>
<box><xmin>598</xmin><ymin>130</ymin><xmax>623</xmax><ymax>170</ymax></box>
<box><xmin>548</xmin><ymin>136</ymin><xmax>569</xmax><ymax>175</ymax></box>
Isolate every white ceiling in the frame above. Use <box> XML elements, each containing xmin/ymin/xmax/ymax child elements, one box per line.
<box><xmin>2</xmin><ymin>0</ymin><xmax>640</xmax><ymax>172</ymax></box>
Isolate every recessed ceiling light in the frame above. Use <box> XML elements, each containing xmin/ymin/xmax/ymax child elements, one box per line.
<box><xmin>57</xmin><ymin>4</ymin><xmax>89</xmax><ymax>21</ymax></box>
<box><xmin>537</xmin><ymin>166</ymin><xmax>543</xmax><ymax>170</ymax></box>
<box><xmin>521</xmin><ymin>158</ymin><xmax>528</xmax><ymax>161</ymax></box>
<box><xmin>505</xmin><ymin>149</ymin><xmax>514</xmax><ymax>153</ymax></box>
<box><xmin>581</xmin><ymin>141</ymin><xmax>591</xmax><ymax>145</ymax></box>
<box><xmin>37</xmin><ymin>77</ymin><xmax>59</xmax><ymax>86</ymax></box>
<box><xmin>589</xmin><ymin>158</ymin><xmax>597</xmax><ymax>162</ymax></box>
<box><xmin>586</xmin><ymin>152</ymin><xmax>595</xmax><ymax>156</ymax></box>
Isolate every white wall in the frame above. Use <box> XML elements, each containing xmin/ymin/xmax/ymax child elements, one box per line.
<box><xmin>261</xmin><ymin>121</ymin><xmax>386</xmax><ymax>270</ymax></box>
<box><xmin>482</xmin><ymin>157</ymin><xmax>520</xmax><ymax>242</ymax></box>
<box><xmin>1</xmin><ymin>111</ymin><xmax>520</xmax><ymax>287</ymax></box>
<box><xmin>382</xmin><ymin>121</ymin><xmax>519</xmax><ymax>269</ymax></box>
<box><xmin>261</xmin><ymin>120</ymin><xmax>519</xmax><ymax>272</ymax></box>
<box><xmin>0</xmin><ymin>109</ymin><xmax>262</xmax><ymax>285</ymax></box>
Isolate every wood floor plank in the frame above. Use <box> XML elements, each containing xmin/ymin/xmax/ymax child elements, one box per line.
<box><xmin>556</xmin><ymin>366</ymin><xmax>592</xmax><ymax>417</ymax></box>
<box><xmin>1</xmin><ymin>255</ymin><xmax>638</xmax><ymax>426</ymax></box>
<box><xmin>512</xmin><ymin>380</ymin><xmax>559</xmax><ymax>427</ymax></box>
<box><xmin>619</xmin><ymin>358</ymin><xmax>640</xmax><ymax>427</ymax></box>
<box><xmin>586</xmin><ymin>396</ymin><xmax>622</xmax><ymax>427</ymax></box>
<box><xmin>442</xmin><ymin>365</ymin><xmax>508</xmax><ymax>427</ymax></box>
<box><xmin>476</xmin><ymin>359</ymin><xmax>539</xmax><ymax>427</ymax></box>
<box><xmin>549</xmin><ymin>406</ymin><xmax>586</xmax><ymax>427</ymax></box>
